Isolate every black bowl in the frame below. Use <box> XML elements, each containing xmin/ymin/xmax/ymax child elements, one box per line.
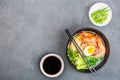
<box><xmin>66</xmin><ymin>28</ymin><xmax>110</xmax><ymax>73</ymax></box>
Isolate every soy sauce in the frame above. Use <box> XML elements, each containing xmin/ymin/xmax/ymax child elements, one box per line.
<box><xmin>43</xmin><ymin>56</ymin><xmax>61</xmax><ymax>75</ymax></box>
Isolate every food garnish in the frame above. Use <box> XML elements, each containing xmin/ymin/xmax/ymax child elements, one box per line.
<box><xmin>90</xmin><ymin>7</ymin><xmax>110</xmax><ymax>24</ymax></box>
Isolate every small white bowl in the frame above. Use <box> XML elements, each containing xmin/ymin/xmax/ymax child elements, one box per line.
<box><xmin>40</xmin><ymin>53</ymin><xmax>64</xmax><ymax>78</ymax></box>
<box><xmin>89</xmin><ymin>2</ymin><xmax>112</xmax><ymax>26</ymax></box>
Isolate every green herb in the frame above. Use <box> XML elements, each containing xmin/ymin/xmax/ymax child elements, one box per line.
<box><xmin>86</xmin><ymin>56</ymin><xmax>98</xmax><ymax>66</ymax></box>
<box><xmin>67</xmin><ymin>48</ymin><xmax>100</xmax><ymax>70</ymax></box>
<box><xmin>90</xmin><ymin>7</ymin><xmax>110</xmax><ymax>24</ymax></box>
<box><xmin>99</xmin><ymin>56</ymin><xmax>104</xmax><ymax>61</ymax></box>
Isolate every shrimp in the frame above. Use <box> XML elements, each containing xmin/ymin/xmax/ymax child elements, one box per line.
<box><xmin>68</xmin><ymin>31</ymin><xmax>106</xmax><ymax>58</ymax></box>
<box><xmin>81</xmin><ymin>32</ymin><xmax>106</xmax><ymax>58</ymax></box>
<box><xmin>81</xmin><ymin>32</ymin><xmax>97</xmax><ymax>47</ymax></box>
<box><xmin>81</xmin><ymin>31</ymin><xmax>95</xmax><ymax>37</ymax></box>
<box><xmin>93</xmin><ymin>35</ymin><xmax>106</xmax><ymax>58</ymax></box>
<box><xmin>82</xmin><ymin>37</ymin><xmax>97</xmax><ymax>46</ymax></box>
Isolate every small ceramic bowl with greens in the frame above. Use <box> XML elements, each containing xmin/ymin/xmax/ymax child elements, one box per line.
<box><xmin>89</xmin><ymin>3</ymin><xmax>112</xmax><ymax>26</ymax></box>
<box><xmin>66</xmin><ymin>28</ymin><xmax>110</xmax><ymax>72</ymax></box>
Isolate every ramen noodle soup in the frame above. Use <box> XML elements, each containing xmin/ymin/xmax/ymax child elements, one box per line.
<box><xmin>67</xmin><ymin>31</ymin><xmax>106</xmax><ymax>70</ymax></box>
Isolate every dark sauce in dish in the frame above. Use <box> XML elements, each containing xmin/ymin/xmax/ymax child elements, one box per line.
<box><xmin>43</xmin><ymin>56</ymin><xmax>61</xmax><ymax>75</ymax></box>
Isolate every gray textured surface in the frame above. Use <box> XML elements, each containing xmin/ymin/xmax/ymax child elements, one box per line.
<box><xmin>0</xmin><ymin>0</ymin><xmax>120</xmax><ymax>80</ymax></box>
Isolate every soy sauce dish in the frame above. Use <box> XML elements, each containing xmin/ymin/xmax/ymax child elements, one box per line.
<box><xmin>66</xmin><ymin>28</ymin><xmax>110</xmax><ymax>72</ymax></box>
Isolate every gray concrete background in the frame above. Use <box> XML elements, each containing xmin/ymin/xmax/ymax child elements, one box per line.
<box><xmin>0</xmin><ymin>0</ymin><xmax>119</xmax><ymax>80</ymax></box>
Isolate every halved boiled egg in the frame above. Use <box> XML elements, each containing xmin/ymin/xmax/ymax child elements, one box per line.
<box><xmin>83</xmin><ymin>46</ymin><xmax>95</xmax><ymax>56</ymax></box>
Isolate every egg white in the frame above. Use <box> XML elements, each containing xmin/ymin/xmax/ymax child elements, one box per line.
<box><xmin>83</xmin><ymin>46</ymin><xmax>95</xmax><ymax>56</ymax></box>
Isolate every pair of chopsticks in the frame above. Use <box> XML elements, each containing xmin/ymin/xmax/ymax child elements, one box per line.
<box><xmin>65</xmin><ymin>29</ymin><xmax>97</xmax><ymax>76</ymax></box>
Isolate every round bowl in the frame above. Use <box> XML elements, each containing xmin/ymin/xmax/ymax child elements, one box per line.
<box><xmin>40</xmin><ymin>53</ymin><xmax>64</xmax><ymax>78</ymax></box>
<box><xmin>89</xmin><ymin>3</ymin><xmax>112</xmax><ymax>27</ymax></box>
<box><xmin>66</xmin><ymin>28</ymin><xmax>110</xmax><ymax>73</ymax></box>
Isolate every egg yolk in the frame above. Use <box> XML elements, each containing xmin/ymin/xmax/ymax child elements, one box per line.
<box><xmin>84</xmin><ymin>46</ymin><xmax>95</xmax><ymax>56</ymax></box>
<box><xmin>88</xmin><ymin>46</ymin><xmax>95</xmax><ymax>54</ymax></box>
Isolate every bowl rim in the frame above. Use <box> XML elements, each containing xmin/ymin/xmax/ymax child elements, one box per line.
<box><xmin>66</xmin><ymin>27</ymin><xmax>110</xmax><ymax>73</ymax></box>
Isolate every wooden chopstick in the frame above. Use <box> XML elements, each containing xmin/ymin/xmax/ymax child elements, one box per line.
<box><xmin>65</xmin><ymin>29</ymin><xmax>97</xmax><ymax>76</ymax></box>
